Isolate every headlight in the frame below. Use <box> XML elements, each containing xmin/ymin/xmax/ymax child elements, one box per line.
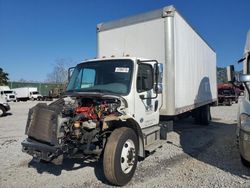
<box><xmin>240</xmin><ymin>113</ymin><xmax>250</xmax><ymax>132</ymax></box>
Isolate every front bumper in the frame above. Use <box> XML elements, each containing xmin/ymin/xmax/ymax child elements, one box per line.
<box><xmin>239</xmin><ymin>130</ymin><xmax>250</xmax><ymax>161</ymax></box>
<box><xmin>22</xmin><ymin>138</ymin><xmax>61</xmax><ymax>162</ymax></box>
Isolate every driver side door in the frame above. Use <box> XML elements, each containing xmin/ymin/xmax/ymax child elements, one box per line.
<box><xmin>134</xmin><ymin>61</ymin><xmax>160</xmax><ymax>129</ymax></box>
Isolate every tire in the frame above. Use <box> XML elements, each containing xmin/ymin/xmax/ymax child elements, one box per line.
<box><xmin>200</xmin><ymin>105</ymin><xmax>211</xmax><ymax>125</ymax></box>
<box><xmin>241</xmin><ymin>155</ymin><xmax>250</xmax><ymax>167</ymax></box>
<box><xmin>226</xmin><ymin>99</ymin><xmax>232</xmax><ymax>106</ymax></box>
<box><xmin>193</xmin><ymin>109</ymin><xmax>201</xmax><ymax>124</ymax></box>
<box><xmin>103</xmin><ymin>127</ymin><xmax>138</xmax><ymax>186</ymax></box>
<box><xmin>193</xmin><ymin>105</ymin><xmax>211</xmax><ymax>125</ymax></box>
<box><xmin>0</xmin><ymin>105</ymin><xmax>6</xmax><ymax>117</ymax></box>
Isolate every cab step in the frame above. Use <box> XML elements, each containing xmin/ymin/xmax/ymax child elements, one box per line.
<box><xmin>144</xmin><ymin>140</ymin><xmax>166</xmax><ymax>154</ymax></box>
<box><xmin>142</xmin><ymin>121</ymin><xmax>173</xmax><ymax>154</ymax></box>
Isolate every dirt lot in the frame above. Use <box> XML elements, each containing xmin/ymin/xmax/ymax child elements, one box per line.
<box><xmin>0</xmin><ymin>101</ymin><xmax>250</xmax><ymax>188</ymax></box>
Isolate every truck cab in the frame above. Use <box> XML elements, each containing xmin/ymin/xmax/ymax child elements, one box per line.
<box><xmin>227</xmin><ymin>30</ymin><xmax>250</xmax><ymax>167</ymax></box>
<box><xmin>0</xmin><ymin>94</ymin><xmax>10</xmax><ymax>117</ymax></box>
<box><xmin>29</xmin><ymin>91</ymin><xmax>42</xmax><ymax>100</ymax></box>
<box><xmin>0</xmin><ymin>86</ymin><xmax>16</xmax><ymax>102</ymax></box>
<box><xmin>22</xmin><ymin>57</ymin><xmax>163</xmax><ymax>186</ymax></box>
<box><xmin>67</xmin><ymin>58</ymin><xmax>163</xmax><ymax>129</ymax></box>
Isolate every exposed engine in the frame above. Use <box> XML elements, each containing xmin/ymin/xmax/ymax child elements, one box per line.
<box><xmin>23</xmin><ymin>95</ymin><xmax>125</xmax><ymax>162</ymax></box>
<box><xmin>61</xmin><ymin>97</ymin><xmax>122</xmax><ymax>146</ymax></box>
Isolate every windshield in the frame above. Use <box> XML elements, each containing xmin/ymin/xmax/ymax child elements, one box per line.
<box><xmin>31</xmin><ymin>91</ymin><xmax>39</xmax><ymax>94</ymax></box>
<box><xmin>4</xmin><ymin>91</ymin><xmax>14</xmax><ymax>94</ymax></box>
<box><xmin>218</xmin><ymin>89</ymin><xmax>235</xmax><ymax>95</ymax></box>
<box><xmin>67</xmin><ymin>59</ymin><xmax>133</xmax><ymax>95</ymax></box>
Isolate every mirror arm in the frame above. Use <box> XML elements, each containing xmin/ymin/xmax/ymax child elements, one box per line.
<box><xmin>140</xmin><ymin>93</ymin><xmax>158</xmax><ymax>100</ymax></box>
<box><xmin>68</xmin><ymin>67</ymin><xmax>75</xmax><ymax>82</ymax></box>
<box><xmin>243</xmin><ymin>82</ymin><xmax>250</xmax><ymax>100</ymax></box>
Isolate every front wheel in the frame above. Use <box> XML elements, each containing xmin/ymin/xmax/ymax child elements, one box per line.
<box><xmin>103</xmin><ymin>127</ymin><xmax>138</xmax><ymax>186</ymax></box>
<box><xmin>0</xmin><ymin>105</ymin><xmax>6</xmax><ymax>117</ymax></box>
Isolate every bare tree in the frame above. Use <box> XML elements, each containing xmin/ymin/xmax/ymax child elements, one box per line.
<box><xmin>46</xmin><ymin>59</ymin><xmax>70</xmax><ymax>83</ymax></box>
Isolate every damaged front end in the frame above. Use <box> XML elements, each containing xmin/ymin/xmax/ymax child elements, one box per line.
<box><xmin>22</xmin><ymin>94</ymin><xmax>127</xmax><ymax>164</ymax></box>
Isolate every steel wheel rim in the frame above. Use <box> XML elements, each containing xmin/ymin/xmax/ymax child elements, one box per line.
<box><xmin>120</xmin><ymin>139</ymin><xmax>136</xmax><ymax>174</ymax></box>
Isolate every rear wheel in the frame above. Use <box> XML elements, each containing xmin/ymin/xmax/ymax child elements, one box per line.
<box><xmin>0</xmin><ymin>105</ymin><xmax>6</xmax><ymax>117</ymax></box>
<box><xmin>193</xmin><ymin>105</ymin><xmax>211</xmax><ymax>125</ymax></box>
<box><xmin>103</xmin><ymin>127</ymin><xmax>138</xmax><ymax>186</ymax></box>
<box><xmin>200</xmin><ymin>105</ymin><xmax>211</xmax><ymax>125</ymax></box>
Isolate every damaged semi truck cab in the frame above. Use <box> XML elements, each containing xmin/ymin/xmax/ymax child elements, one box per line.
<box><xmin>22</xmin><ymin>5</ymin><xmax>217</xmax><ymax>186</ymax></box>
<box><xmin>22</xmin><ymin>58</ymin><xmax>163</xmax><ymax>185</ymax></box>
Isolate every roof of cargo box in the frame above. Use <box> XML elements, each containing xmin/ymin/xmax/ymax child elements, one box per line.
<box><xmin>97</xmin><ymin>5</ymin><xmax>215</xmax><ymax>52</ymax></box>
<box><xmin>97</xmin><ymin>5</ymin><xmax>175</xmax><ymax>32</ymax></box>
<box><xmin>245</xmin><ymin>30</ymin><xmax>250</xmax><ymax>54</ymax></box>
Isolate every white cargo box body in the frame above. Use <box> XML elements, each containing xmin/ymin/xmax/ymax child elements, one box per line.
<box><xmin>97</xmin><ymin>5</ymin><xmax>217</xmax><ymax>116</ymax></box>
<box><xmin>13</xmin><ymin>87</ymin><xmax>37</xmax><ymax>98</ymax></box>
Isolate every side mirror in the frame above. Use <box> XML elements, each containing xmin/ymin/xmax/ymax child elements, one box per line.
<box><xmin>154</xmin><ymin>63</ymin><xmax>163</xmax><ymax>94</ymax></box>
<box><xmin>68</xmin><ymin>67</ymin><xmax>75</xmax><ymax>82</ymax></box>
<box><xmin>227</xmin><ymin>65</ymin><xmax>235</xmax><ymax>82</ymax></box>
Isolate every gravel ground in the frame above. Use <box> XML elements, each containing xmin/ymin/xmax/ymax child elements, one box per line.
<box><xmin>0</xmin><ymin>101</ymin><xmax>250</xmax><ymax>188</ymax></box>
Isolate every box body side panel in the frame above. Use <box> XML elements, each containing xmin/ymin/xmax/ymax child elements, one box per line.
<box><xmin>171</xmin><ymin>12</ymin><xmax>217</xmax><ymax>114</ymax></box>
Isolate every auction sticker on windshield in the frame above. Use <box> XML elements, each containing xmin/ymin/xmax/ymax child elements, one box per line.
<box><xmin>115</xmin><ymin>67</ymin><xmax>129</xmax><ymax>73</ymax></box>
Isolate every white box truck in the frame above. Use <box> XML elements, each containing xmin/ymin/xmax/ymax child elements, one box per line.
<box><xmin>13</xmin><ymin>87</ymin><xmax>42</xmax><ymax>101</ymax></box>
<box><xmin>0</xmin><ymin>86</ymin><xmax>16</xmax><ymax>102</ymax></box>
<box><xmin>21</xmin><ymin>5</ymin><xmax>217</xmax><ymax>186</ymax></box>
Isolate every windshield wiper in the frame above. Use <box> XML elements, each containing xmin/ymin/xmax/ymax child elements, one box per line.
<box><xmin>85</xmin><ymin>89</ymin><xmax>114</xmax><ymax>93</ymax></box>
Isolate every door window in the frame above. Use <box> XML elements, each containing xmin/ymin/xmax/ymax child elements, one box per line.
<box><xmin>137</xmin><ymin>64</ymin><xmax>153</xmax><ymax>93</ymax></box>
